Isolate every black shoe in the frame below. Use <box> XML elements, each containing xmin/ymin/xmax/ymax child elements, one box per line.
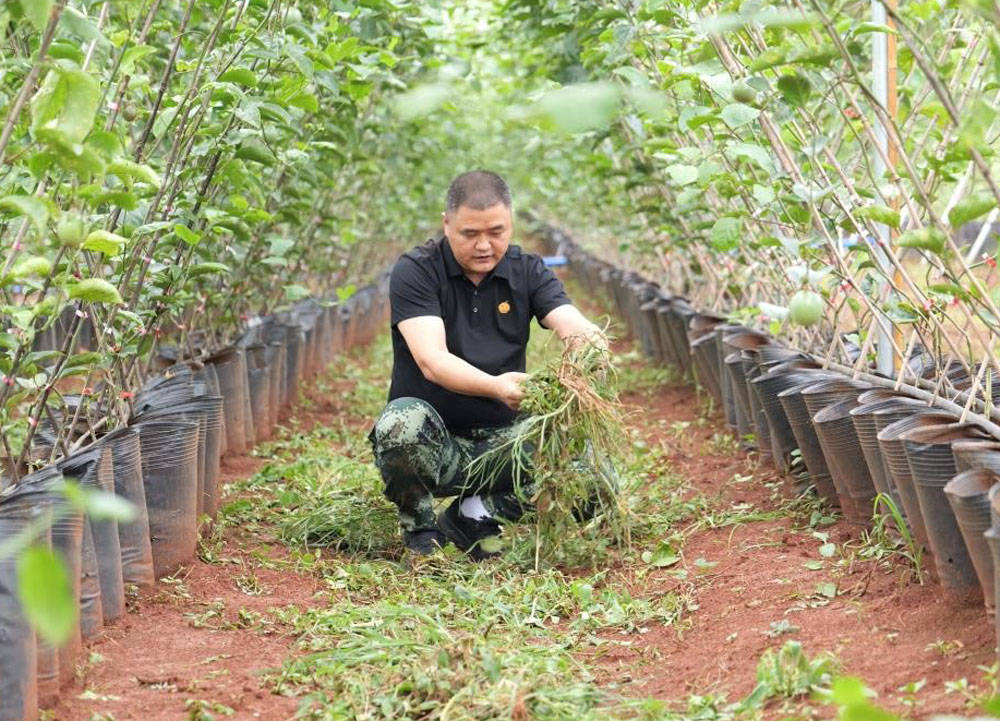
<box><xmin>403</xmin><ymin>528</ymin><xmax>447</xmax><ymax>555</ymax></box>
<box><xmin>437</xmin><ymin>501</ymin><xmax>502</xmax><ymax>561</ymax></box>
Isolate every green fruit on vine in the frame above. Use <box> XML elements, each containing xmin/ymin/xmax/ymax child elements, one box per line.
<box><xmin>56</xmin><ymin>215</ymin><xmax>86</xmax><ymax>247</ymax></box>
<box><xmin>732</xmin><ymin>80</ymin><xmax>757</xmax><ymax>105</ymax></box>
<box><xmin>285</xmin><ymin>7</ymin><xmax>302</xmax><ymax>25</ymax></box>
<box><xmin>122</xmin><ymin>102</ymin><xmax>138</xmax><ymax>121</ymax></box>
<box><xmin>788</xmin><ymin>290</ymin><xmax>824</xmax><ymax>326</ymax></box>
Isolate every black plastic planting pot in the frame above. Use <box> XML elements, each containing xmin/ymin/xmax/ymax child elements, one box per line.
<box><xmin>134</xmin><ymin>419</ymin><xmax>200</xmax><ymax>576</ymax></box>
<box><xmin>97</xmin><ymin>427</ymin><xmax>155</xmax><ymax>590</ymax></box>
<box><xmin>812</xmin><ymin>398</ymin><xmax>877</xmax><ymax>525</ymax></box>
<box><xmin>687</xmin><ymin>313</ymin><xmax>727</xmax><ymax>404</ymax></box>
<box><xmin>877</xmin><ymin>411</ymin><xmax>958</xmax><ymax>553</ymax></box>
<box><xmin>945</xmin><ymin>468</ymin><xmax>1000</xmax><ymax>610</ymax></box>
<box><xmin>0</xmin><ymin>467</ymin><xmax>60</xmax><ymax>721</ymax></box>
<box><xmin>776</xmin><ymin>372</ymin><xmax>846</xmax><ymax>505</ymax></box>
<box><xmin>986</xmin><ymin>528</ymin><xmax>1000</xmax><ymax>646</ymax></box>
<box><xmin>722</xmin><ymin>329</ymin><xmax>772</xmax><ymax>447</ymax></box>
<box><xmin>749</xmin><ymin>362</ymin><xmax>824</xmax><ymax>473</ymax></box>
<box><xmin>208</xmin><ymin>348</ymin><xmax>250</xmax><ymax>455</ymax></box>
<box><xmin>58</xmin><ymin>445</ymin><xmax>125</xmax><ymax>626</ymax></box>
<box><xmin>953</xmin><ymin>439</ymin><xmax>1000</xmax><ymax>474</ymax></box>
<box><xmin>902</xmin><ymin>420</ymin><xmax>992</xmax><ymax>592</ymax></box>
<box><xmin>849</xmin><ymin>397</ymin><xmax>929</xmax><ymax>522</ymax></box>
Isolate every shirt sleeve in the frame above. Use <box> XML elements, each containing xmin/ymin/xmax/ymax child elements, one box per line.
<box><xmin>526</xmin><ymin>254</ymin><xmax>572</xmax><ymax>323</ymax></box>
<box><xmin>390</xmin><ymin>256</ymin><xmax>441</xmax><ymax>326</ymax></box>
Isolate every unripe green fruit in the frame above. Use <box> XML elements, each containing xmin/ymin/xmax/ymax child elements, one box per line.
<box><xmin>788</xmin><ymin>290</ymin><xmax>824</xmax><ymax>326</ymax></box>
<box><xmin>56</xmin><ymin>215</ymin><xmax>86</xmax><ymax>247</ymax></box>
<box><xmin>122</xmin><ymin>102</ymin><xmax>138</xmax><ymax>122</ymax></box>
<box><xmin>732</xmin><ymin>80</ymin><xmax>757</xmax><ymax>105</ymax></box>
<box><xmin>285</xmin><ymin>7</ymin><xmax>302</xmax><ymax>24</ymax></box>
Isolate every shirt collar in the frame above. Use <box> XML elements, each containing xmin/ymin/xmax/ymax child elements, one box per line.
<box><xmin>440</xmin><ymin>235</ymin><xmax>512</xmax><ymax>281</ymax></box>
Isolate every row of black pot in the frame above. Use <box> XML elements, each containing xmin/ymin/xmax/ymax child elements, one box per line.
<box><xmin>537</xmin><ymin>223</ymin><xmax>1000</xmax><ymax>654</ymax></box>
<box><xmin>0</xmin><ymin>279</ymin><xmax>390</xmax><ymax>721</ymax></box>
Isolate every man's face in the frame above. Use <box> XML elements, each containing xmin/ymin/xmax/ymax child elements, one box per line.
<box><xmin>443</xmin><ymin>203</ymin><xmax>513</xmax><ymax>280</ymax></box>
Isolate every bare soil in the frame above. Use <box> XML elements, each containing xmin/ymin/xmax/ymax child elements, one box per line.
<box><xmin>605</xmin><ymin>378</ymin><xmax>995</xmax><ymax>715</ymax></box>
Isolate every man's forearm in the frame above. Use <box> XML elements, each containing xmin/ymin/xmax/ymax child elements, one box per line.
<box><xmin>419</xmin><ymin>350</ymin><xmax>499</xmax><ymax>399</ymax></box>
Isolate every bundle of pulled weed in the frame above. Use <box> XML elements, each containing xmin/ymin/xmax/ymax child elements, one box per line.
<box><xmin>468</xmin><ymin>336</ymin><xmax>630</xmax><ymax>566</ymax></box>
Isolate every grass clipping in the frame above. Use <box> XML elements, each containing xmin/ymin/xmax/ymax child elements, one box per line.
<box><xmin>468</xmin><ymin>336</ymin><xmax>630</xmax><ymax>567</ymax></box>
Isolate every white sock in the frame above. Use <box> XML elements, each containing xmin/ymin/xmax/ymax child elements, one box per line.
<box><xmin>459</xmin><ymin>495</ymin><xmax>493</xmax><ymax>521</ymax></box>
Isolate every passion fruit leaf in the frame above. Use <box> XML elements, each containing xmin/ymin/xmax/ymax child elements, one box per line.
<box><xmin>68</xmin><ymin>278</ymin><xmax>124</xmax><ymax>305</ymax></box>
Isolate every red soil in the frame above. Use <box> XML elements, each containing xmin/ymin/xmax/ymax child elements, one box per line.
<box><xmin>604</xmin><ymin>378</ymin><xmax>995</xmax><ymax>715</ymax></box>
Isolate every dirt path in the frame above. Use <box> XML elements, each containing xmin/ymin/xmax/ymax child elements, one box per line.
<box><xmin>53</xmin><ymin>335</ymin><xmax>996</xmax><ymax>720</ymax></box>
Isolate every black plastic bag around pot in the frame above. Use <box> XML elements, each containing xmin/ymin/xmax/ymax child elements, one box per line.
<box><xmin>0</xmin><ymin>470</ymin><xmax>58</xmax><ymax>721</ymax></box>
<box><xmin>945</xmin><ymin>468</ymin><xmax>1000</xmax><ymax>611</ymax></box>
<box><xmin>7</xmin><ymin>465</ymin><xmax>83</xmax><ymax>688</ymax></box>
<box><xmin>986</xmin><ymin>528</ymin><xmax>1000</xmax><ymax>647</ymax></box>
<box><xmin>134</xmin><ymin>419</ymin><xmax>200</xmax><ymax>577</ymax></box>
<box><xmin>264</xmin><ymin>342</ymin><xmax>284</xmax><ymax>431</ymax></box>
<box><xmin>78</xmin><ymin>517</ymin><xmax>103</xmax><ymax>640</ymax></box>
<box><xmin>813</xmin><ymin>398</ymin><xmax>877</xmax><ymax>526</ymax></box>
<box><xmin>97</xmin><ymin>428</ymin><xmax>154</xmax><ymax>590</ymax></box>
<box><xmin>903</xmin><ymin>420</ymin><xmax>992</xmax><ymax>592</ymax></box>
<box><xmin>208</xmin><ymin>348</ymin><xmax>250</xmax><ymax>455</ymax></box>
<box><xmin>776</xmin><ymin>372</ymin><xmax>845</xmax><ymax>505</ymax></box>
<box><xmin>876</xmin><ymin>410</ymin><xmax>958</xmax><ymax>553</ymax></box>
<box><xmin>953</xmin><ymin>439</ymin><xmax>1000</xmax><ymax>475</ymax></box>
<box><xmin>749</xmin><ymin>363</ymin><xmax>825</xmax><ymax>473</ymax></box>
<box><xmin>247</xmin><ymin>365</ymin><xmax>271</xmax><ymax>444</ymax></box>
<box><xmin>849</xmin><ymin>397</ymin><xmax>929</xmax><ymax>520</ymax></box>
<box><xmin>135</xmin><ymin>396</ymin><xmax>223</xmax><ymax>519</ymax></box>
<box><xmin>58</xmin><ymin>444</ymin><xmax>125</xmax><ymax>625</ymax></box>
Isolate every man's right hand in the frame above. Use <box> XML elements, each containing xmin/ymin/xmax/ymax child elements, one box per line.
<box><xmin>493</xmin><ymin>371</ymin><xmax>528</xmax><ymax>410</ymax></box>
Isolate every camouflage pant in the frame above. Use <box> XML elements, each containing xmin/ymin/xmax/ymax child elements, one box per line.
<box><xmin>368</xmin><ymin>397</ymin><xmax>535</xmax><ymax>532</ymax></box>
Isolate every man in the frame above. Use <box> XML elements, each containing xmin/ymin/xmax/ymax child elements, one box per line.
<box><xmin>369</xmin><ymin>170</ymin><xmax>603</xmax><ymax>559</ymax></box>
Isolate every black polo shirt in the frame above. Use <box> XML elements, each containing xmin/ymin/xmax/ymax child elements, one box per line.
<box><xmin>388</xmin><ymin>235</ymin><xmax>571</xmax><ymax>430</ymax></box>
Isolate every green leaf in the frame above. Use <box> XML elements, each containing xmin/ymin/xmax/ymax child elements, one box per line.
<box><xmin>710</xmin><ymin>217</ymin><xmax>741</xmax><ymax>252</ymax></box>
<box><xmin>720</xmin><ymin>103</ymin><xmax>759</xmax><ymax>128</ymax></box>
<box><xmin>19</xmin><ymin>0</ymin><xmax>53</xmax><ymax>31</ymax></box>
<box><xmin>853</xmin><ymin>21</ymin><xmax>897</xmax><ymax>36</ymax></box>
<box><xmin>777</xmin><ymin>74</ymin><xmax>812</xmax><ymax>108</ymax></box>
<box><xmin>81</xmin><ymin>489</ymin><xmax>136</xmax><ymax>522</ymax></box>
<box><xmin>68</xmin><ymin>278</ymin><xmax>123</xmax><ymax>305</ymax></box>
<box><xmin>235</xmin><ymin>140</ymin><xmax>275</xmax><ymax>165</ymax></box>
<box><xmin>219</xmin><ymin>67</ymin><xmax>257</xmax><ymax>87</ymax></box>
<box><xmin>948</xmin><ymin>195</ymin><xmax>996</xmax><ymax>229</ymax></box>
<box><xmin>188</xmin><ymin>262</ymin><xmax>230</xmax><ymax>277</ymax></box>
<box><xmin>82</xmin><ymin>230</ymin><xmax>128</xmax><ymax>255</ymax></box>
<box><xmin>535</xmin><ymin>82</ymin><xmax>622</xmax><ymax>133</ymax></box>
<box><xmin>119</xmin><ymin>44</ymin><xmax>157</xmax><ymax>74</ymax></box>
<box><xmin>393</xmin><ymin>83</ymin><xmax>451</xmax><ymax>120</ymax></box>
<box><xmin>666</xmin><ymin>164</ymin><xmax>698</xmax><ymax>185</ymax></box>
<box><xmin>855</xmin><ymin>205</ymin><xmax>900</xmax><ymax>228</ymax></box>
<box><xmin>729</xmin><ymin>142</ymin><xmax>774</xmax><ymax>172</ymax></box>
<box><xmin>0</xmin><ymin>195</ymin><xmax>49</xmax><ymax>235</ymax></box>
<box><xmin>642</xmin><ymin>541</ymin><xmax>680</xmax><ymax>567</ymax></box>
<box><xmin>9</xmin><ymin>255</ymin><xmax>52</xmax><ymax>279</ymax></box>
<box><xmin>897</xmin><ymin>227</ymin><xmax>947</xmax><ymax>255</ymax></box>
<box><xmin>17</xmin><ymin>545</ymin><xmax>76</xmax><ymax>645</ymax></box>
<box><xmin>106</xmin><ymin>160</ymin><xmax>161</xmax><ymax>188</ymax></box>
<box><xmin>30</xmin><ymin>66</ymin><xmax>100</xmax><ymax>146</ymax></box>
<box><xmin>284</xmin><ymin>284</ymin><xmax>310</xmax><ymax>301</ymax></box>
<box><xmin>818</xmin><ymin>542</ymin><xmax>836</xmax><ymax>558</ymax></box>
<box><xmin>173</xmin><ymin>224</ymin><xmax>200</xmax><ymax>245</ymax></box>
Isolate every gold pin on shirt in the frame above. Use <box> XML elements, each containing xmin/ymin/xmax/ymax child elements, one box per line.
<box><xmin>497</xmin><ymin>301</ymin><xmax>511</xmax><ymax>314</ymax></box>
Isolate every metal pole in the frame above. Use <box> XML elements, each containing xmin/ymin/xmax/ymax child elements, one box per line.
<box><xmin>871</xmin><ymin>0</ymin><xmax>900</xmax><ymax>376</ymax></box>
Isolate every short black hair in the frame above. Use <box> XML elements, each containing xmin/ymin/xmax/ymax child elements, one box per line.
<box><xmin>445</xmin><ymin>170</ymin><xmax>512</xmax><ymax>213</ymax></box>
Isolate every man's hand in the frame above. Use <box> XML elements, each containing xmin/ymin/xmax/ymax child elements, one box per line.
<box><xmin>493</xmin><ymin>371</ymin><xmax>528</xmax><ymax>410</ymax></box>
